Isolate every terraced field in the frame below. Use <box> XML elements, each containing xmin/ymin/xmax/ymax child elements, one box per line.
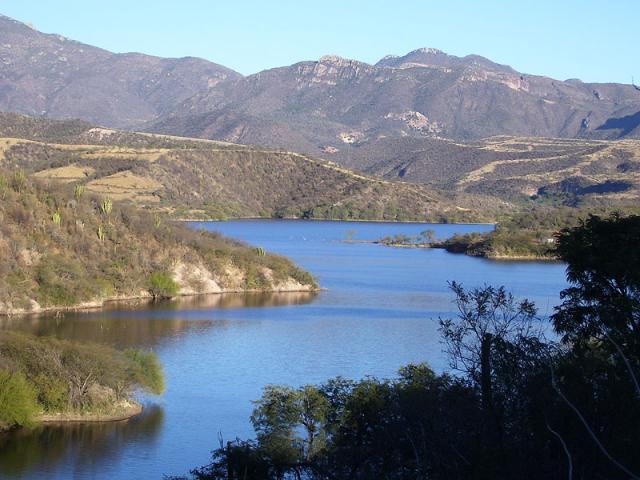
<box><xmin>0</xmin><ymin>128</ymin><xmax>506</xmax><ymax>222</ymax></box>
<box><xmin>359</xmin><ymin>135</ymin><xmax>640</xmax><ymax>204</ymax></box>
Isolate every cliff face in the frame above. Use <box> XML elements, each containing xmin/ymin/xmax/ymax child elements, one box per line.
<box><xmin>0</xmin><ymin>170</ymin><xmax>316</xmax><ymax>316</ymax></box>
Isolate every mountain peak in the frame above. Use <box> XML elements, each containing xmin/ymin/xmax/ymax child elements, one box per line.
<box><xmin>411</xmin><ymin>47</ymin><xmax>446</xmax><ymax>55</ymax></box>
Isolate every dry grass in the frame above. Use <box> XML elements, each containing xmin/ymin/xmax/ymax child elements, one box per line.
<box><xmin>34</xmin><ymin>164</ymin><xmax>95</xmax><ymax>182</ymax></box>
<box><xmin>85</xmin><ymin>171</ymin><xmax>163</xmax><ymax>202</ymax></box>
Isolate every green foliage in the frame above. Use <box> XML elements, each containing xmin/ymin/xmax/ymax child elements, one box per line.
<box><xmin>11</xmin><ymin>170</ymin><xmax>26</xmax><ymax>193</ymax></box>
<box><xmin>31</xmin><ymin>374</ymin><xmax>68</xmax><ymax>412</ymax></box>
<box><xmin>0</xmin><ymin>332</ymin><xmax>166</xmax><ymax>430</ymax></box>
<box><xmin>51</xmin><ymin>210</ymin><xmax>61</xmax><ymax>226</ymax></box>
<box><xmin>124</xmin><ymin>349</ymin><xmax>165</xmax><ymax>395</ymax></box>
<box><xmin>148</xmin><ymin>271</ymin><xmax>179</xmax><ymax>299</ymax></box>
<box><xmin>0</xmin><ymin>369</ymin><xmax>39</xmax><ymax>429</ymax></box>
<box><xmin>0</xmin><ymin>174</ymin><xmax>6</xmax><ymax>199</ymax></box>
<box><xmin>553</xmin><ymin>214</ymin><xmax>640</xmax><ymax>352</ymax></box>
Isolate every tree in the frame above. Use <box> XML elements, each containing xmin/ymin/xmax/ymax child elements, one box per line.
<box><xmin>439</xmin><ymin>281</ymin><xmax>545</xmax><ymax>476</ymax></box>
<box><xmin>553</xmin><ymin>214</ymin><xmax>640</xmax><ymax>359</ymax></box>
<box><xmin>551</xmin><ymin>214</ymin><xmax>640</xmax><ymax>479</ymax></box>
<box><xmin>439</xmin><ymin>282</ymin><xmax>541</xmax><ymax>413</ymax></box>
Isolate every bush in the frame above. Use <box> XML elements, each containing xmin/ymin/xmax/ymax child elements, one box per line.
<box><xmin>0</xmin><ymin>369</ymin><xmax>39</xmax><ymax>428</ymax></box>
<box><xmin>31</xmin><ymin>374</ymin><xmax>68</xmax><ymax>412</ymax></box>
<box><xmin>124</xmin><ymin>349</ymin><xmax>165</xmax><ymax>395</ymax></box>
<box><xmin>148</xmin><ymin>271</ymin><xmax>180</xmax><ymax>299</ymax></box>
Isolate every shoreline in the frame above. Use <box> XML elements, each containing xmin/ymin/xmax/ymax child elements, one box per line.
<box><xmin>358</xmin><ymin>240</ymin><xmax>558</xmax><ymax>262</ymax></box>
<box><xmin>178</xmin><ymin>216</ymin><xmax>497</xmax><ymax>226</ymax></box>
<box><xmin>0</xmin><ymin>286</ymin><xmax>319</xmax><ymax>317</ymax></box>
<box><xmin>38</xmin><ymin>401</ymin><xmax>144</xmax><ymax>425</ymax></box>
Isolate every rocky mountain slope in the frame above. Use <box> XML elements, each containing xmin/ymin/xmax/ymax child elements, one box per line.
<box><xmin>0</xmin><ymin>113</ymin><xmax>505</xmax><ymax>222</ymax></box>
<box><xmin>149</xmin><ymin>48</ymin><xmax>640</xmax><ymax>157</ymax></box>
<box><xmin>0</xmin><ymin>14</ymin><xmax>239</xmax><ymax>127</ymax></box>
<box><xmin>1</xmin><ymin>14</ymin><xmax>639</xmax><ymax>156</ymax></box>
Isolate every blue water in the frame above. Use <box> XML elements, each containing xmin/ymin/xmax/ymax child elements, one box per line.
<box><xmin>0</xmin><ymin>220</ymin><xmax>568</xmax><ymax>479</ymax></box>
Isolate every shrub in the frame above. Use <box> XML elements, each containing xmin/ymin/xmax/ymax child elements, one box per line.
<box><xmin>32</xmin><ymin>374</ymin><xmax>68</xmax><ymax>412</ymax></box>
<box><xmin>124</xmin><ymin>349</ymin><xmax>165</xmax><ymax>395</ymax></box>
<box><xmin>0</xmin><ymin>369</ymin><xmax>39</xmax><ymax>428</ymax></box>
<box><xmin>148</xmin><ymin>271</ymin><xmax>180</xmax><ymax>299</ymax></box>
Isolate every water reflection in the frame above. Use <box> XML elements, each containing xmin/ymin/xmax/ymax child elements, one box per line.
<box><xmin>0</xmin><ymin>405</ymin><xmax>164</xmax><ymax>478</ymax></box>
<box><xmin>0</xmin><ymin>291</ymin><xmax>318</xmax><ymax>348</ymax></box>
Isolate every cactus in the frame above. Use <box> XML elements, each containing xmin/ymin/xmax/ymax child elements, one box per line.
<box><xmin>52</xmin><ymin>211</ymin><xmax>61</xmax><ymax>226</ymax></box>
<box><xmin>100</xmin><ymin>198</ymin><xmax>113</xmax><ymax>216</ymax></box>
<box><xmin>97</xmin><ymin>225</ymin><xmax>105</xmax><ymax>242</ymax></box>
<box><xmin>12</xmin><ymin>171</ymin><xmax>26</xmax><ymax>193</ymax></box>
<box><xmin>74</xmin><ymin>184</ymin><xmax>85</xmax><ymax>202</ymax></box>
<box><xmin>154</xmin><ymin>214</ymin><xmax>162</xmax><ymax>229</ymax></box>
<box><xmin>255</xmin><ymin>247</ymin><xmax>266</xmax><ymax>257</ymax></box>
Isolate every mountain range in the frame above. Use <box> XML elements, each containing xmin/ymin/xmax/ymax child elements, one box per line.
<box><xmin>1</xmin><ymin>12</ymin><xmax>639</xmax><ymax>203</ymax></box>
<box><xmin>2</xmin><ymin>15</ymin><xmax>639</xmax><ymax>137</ymax></box>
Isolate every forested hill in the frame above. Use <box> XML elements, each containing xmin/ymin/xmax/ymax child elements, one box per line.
<box><xmin>0</xmin><ymin>168</ymin><xmax>316</xmax><ymax>315</ymax></box>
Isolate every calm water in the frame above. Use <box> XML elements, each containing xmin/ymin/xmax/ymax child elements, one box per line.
<box><xmin>0</xmin><ymin>220</ymin><xmax>568</xmax><ymax>479</ymax></box>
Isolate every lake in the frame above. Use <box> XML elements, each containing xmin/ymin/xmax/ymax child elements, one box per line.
<box><xmin>0</xmin><ymin>220</ymin><xmax>568</xmax><ymax>479</ymax></box>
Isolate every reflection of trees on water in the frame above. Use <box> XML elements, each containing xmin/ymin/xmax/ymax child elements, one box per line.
<box><xmin>155</xmin><ymin>291</ymin><xmax>318</xmax><ymax>310</ymax></box>
<box><xmin>0</xmin><ymin>292</ymin><xmax>318</xmax><ymax>347</ymax></box>
<box><xmin>0</xmin><ymin>405</ymin><xmax>164</xmax><ymax>477</ymax></box>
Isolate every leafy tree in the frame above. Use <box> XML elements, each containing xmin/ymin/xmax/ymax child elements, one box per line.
<box><xmin>0</xmin><ymin>369</ymin><xmax>38</xmax><ymax>428</ymax></box>
<box><xmin>148</xmin><ymin>271</ymin><xmax>180</xmax><ymax>299</ymax></box>
<box><xmin>553</xmin><ymin>214</ymin><xmax>640</xmax><ymax>357</ymax></box>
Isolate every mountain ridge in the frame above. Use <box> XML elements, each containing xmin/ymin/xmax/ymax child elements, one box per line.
<box><xmin>1</xmin><ymin>12</ymin><xmax>639</xmax><ymax>177</ymax></box>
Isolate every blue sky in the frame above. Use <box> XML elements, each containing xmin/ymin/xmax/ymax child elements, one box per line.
<box><xmin>2</xmin><ymin>0</ymin><xmax>638</xmax><ymax>83</ymax></box>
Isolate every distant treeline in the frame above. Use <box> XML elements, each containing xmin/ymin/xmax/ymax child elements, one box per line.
<box><xmin>378</xmin><ymin>205</ymin><xmax>640</xmax><ymax>259</ymax></box>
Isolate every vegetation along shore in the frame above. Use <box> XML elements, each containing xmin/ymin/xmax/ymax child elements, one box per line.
<box><xmin>0</xmin><ymin>332</ymin><xmax>164</xmax><ymax>432</ymax></box>
<box><xmin>0</xmin><ymin>168</ymin><xmax>317</xmax><ymax>316</ymax></box>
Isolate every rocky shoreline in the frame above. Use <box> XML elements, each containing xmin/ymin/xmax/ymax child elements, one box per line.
<box><xmin>38</xmin><ymin>400</ymin><xmax>144</xmax><ymax>424</ymax></box>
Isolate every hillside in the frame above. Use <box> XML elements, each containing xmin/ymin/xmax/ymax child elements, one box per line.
<box><xmin>0</xmin><ymin>13</ymin><xmax>639</xmax><ymax>166</ymax></box>
<box><xmin>149</xmin><ymin>49</ymin><xmax>640</xmax><ymax>154</ymax></box>
<box><xmin>0</xmin><ymin>113</ymin><xmax>507</xmax><ymax>222</ymax></box>
<box><xmin>349</xmin><ymin>135</ymin><xmax>640</xmax><ymax>205</ymax></box>
<box><xmin>0</xmin><ymin>14</ymin><xmax>239</xmax><ymax>127</ymax></box>
<box><xmin>0</xmin><ymin>168</ymin><xmax>316</xmax><ymax>315</ymax></box>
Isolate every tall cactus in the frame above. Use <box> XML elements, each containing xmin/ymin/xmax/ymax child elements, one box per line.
<box><xmin>74</xmin><ymin>184</ymin><xmax>86</xmax><ymax>202</ymax></box>
<box><xmin>255</xmin><ymin>247</ymin><xmax>266</xmax><ymax>257</ymax></box>
<box><xmin>100</xmin><ymin>198</ymin><xmax>113</xmax><ymax>216</ymax></box>
<box><xmin>52</xmin><ymin>211</ymin><xmax>62</xmax><ymax>226</ymax></box>
<box><xmin>97</xmin><ymin>225</ymin><xmax>105</xmax><ymax>242</ymax></box>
